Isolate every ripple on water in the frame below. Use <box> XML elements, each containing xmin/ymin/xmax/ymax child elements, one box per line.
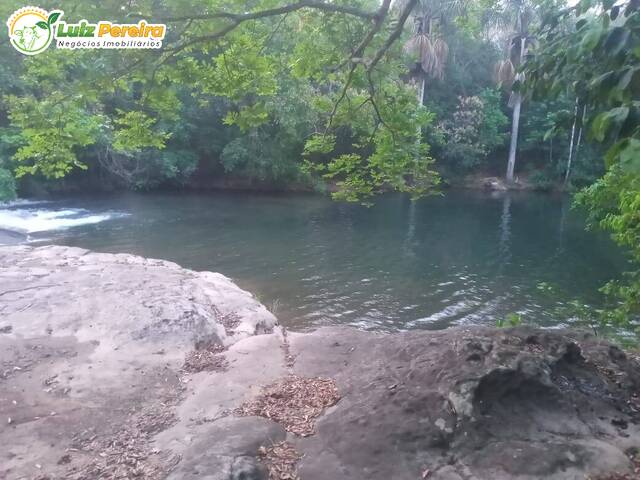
<box><xmin>10</xmin><ymin>191</ymin><xmax>625</xmax><ymax>333</ymax></box>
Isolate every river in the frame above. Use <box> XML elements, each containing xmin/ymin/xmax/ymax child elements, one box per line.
<box><xmin>0</xmin><ymin>191</ymin><xmax>625</xmax><ymax>331</ymax></box>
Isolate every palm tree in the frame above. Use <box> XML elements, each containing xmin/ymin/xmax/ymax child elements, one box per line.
<box><xmin>494</xmin><ymin>0</ymin><xmax>536</xmax><ymax>184</ymax></box>
<box><xmin>401</xmin><ymin>0</ymin><xmax>465</xmax><ymax>105</ymax></box>
<box><xmin>564</xmin><ymin>101</ymin><xmax>586</xmax><ymax>188</ymax></box>
<box><xmin>404</xmin><ymin>16</ymin><xmax>449</xmax><ymax>105</ymax></box>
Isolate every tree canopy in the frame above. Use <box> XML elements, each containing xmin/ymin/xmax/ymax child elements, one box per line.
<box><xmin>1</xmin><ymin>0</ymin><xmax>600</xmax><ymax>201</ymax></box>
<box><xmin>524</xmin><ymin>0</ymin><xmax>640</xmax><ymax>333</ymax></box>
<box><xmin>1</xmin><ymin>0</ymin><xmax>444</xmax><ymax>201</ymax></box>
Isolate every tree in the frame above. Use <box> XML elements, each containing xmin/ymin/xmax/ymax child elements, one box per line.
<box><xmin>564</xmin><ymin>101</ymin><xmax>587</xmax><ymax>188</ymax></box>
<box><xmin>1</xmin><ymin>0</ymin><xmax>441</xmax><ymax>202</ymax></box>
<box><xmin>525</xmin><ymin>0</ymin><xmax>640</xmax><ymax>332</ymax></box>
<box><xmin>0</xmin><ymin>168</ymin><xmax>16</xmax><ymax>201</ymax></box>
<box><xmin>435</xmin><ymin>88</ymin><xmax>508</xmax><ymax>171</ymax></box>
<box><xmin>403</xmin><ymin>0</ymin><xmax>457</xmax><ymax>105</ymax></box>
<box><xmin>494</xmin><ymin>0</ymin><xmax>538</xmax><ymax>184</ymax></box>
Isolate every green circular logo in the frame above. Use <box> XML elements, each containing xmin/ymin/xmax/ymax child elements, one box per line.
<box><xmin>7</xmin><ymin>7</ymin><xmax>61</xmax><ymax>56</ymax></box>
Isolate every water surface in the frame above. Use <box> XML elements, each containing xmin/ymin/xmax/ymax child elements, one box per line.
<box><xmin>0</xmin><ymin>191</ymin><xmax>625</xmax><ymax>331</ymax></box>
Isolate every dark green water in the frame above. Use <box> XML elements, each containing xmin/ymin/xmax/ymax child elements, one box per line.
<box><xmin>12</xmin><ymin>191</ymin><xmax>625</xmax><ymax>331</ymax></box>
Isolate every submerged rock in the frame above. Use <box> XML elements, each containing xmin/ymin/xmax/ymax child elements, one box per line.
<box><xmin>1</xmin><ymin>246</ymin><xmax>639</xmax><ymax>480</ymax></box>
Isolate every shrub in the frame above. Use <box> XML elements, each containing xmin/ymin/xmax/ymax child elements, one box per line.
<box><xmin>0</xmin><ymin>168</ymin><xmax>17</xmax><ymax>202</ymax></box>
<box><xmin>529</xmin><ymin>170</ymin><xmax>555</xmax><ymax>191</ymax></box>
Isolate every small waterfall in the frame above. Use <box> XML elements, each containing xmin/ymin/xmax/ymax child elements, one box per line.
<box><xmin>0</xmin><ymin>199</ymin><xmax>127</xmax><ymax>243</ymax></box>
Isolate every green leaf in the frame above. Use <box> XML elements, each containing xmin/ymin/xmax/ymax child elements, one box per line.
<box><xmin>47</xmin><ymin>12</ymin><xmax>61</xmax><ymax>25</ymax></box>
<box><xmin>543</xmin><ymin>126</ymin><xmax>556</xmax><ymax>141</ymax></box>
<box><xmin>589</xmin><ymin>70</ymin><xmax>614</xmax><ymax>90</ymax></box>
<box><xmin>608</xmin><ymin>106</ymin><xmax>630</xmax><ymax>127</ymax></box>
<box><xmin>591</xmin><ymin>112</ymin><xmax>608</xmax><ymax>142</ymax></box>
<box><xmin>580</xmin><ymin>25</ymin><xmax>602</xmax><ymax>52</ymax></box>
<box><xmin>604</xmin><ymin>139</ymin><xmax>628</xmax><ymax>168</ymax></box>
<box><xmin>610</xmin><ymin>5</ymin><xmax>620</xmax><ymax>20</ymax></box>
<box><xmin>36</xmin><ymin>21</ymin><xmax>48</xmax><ymax>30</ymax></box>
<box><xmin>604</xmin><ymin>27</ymin><xmax>630</xmax><ymax>57</ymax></box>
<box><xmin>591</xmin><ymin>107</ymin><xmax>629</xmax><ymax>141</ymax></box>
<box><xmin>577</xmin><ymin>0</ymin><xmax>593</xmax><ymax>15</ymax></box>
<box><xmin>618</xmin><ymin>68</ymin><xmax>634</xmax><ymax>90</ymax></box>
<box><xmin>619</xmin><ymin>138</ymin><xmax>640</xmax><ymax>173</ymax></box>
<box><xmin>304</xmin><ymin>134</ymin><xmax>336</xmax><ymax>156</ymax></box>
<box><xmin>112</xmin><ymin>110</ymin><xmax>170</xmax><ymax>153</ymax></box>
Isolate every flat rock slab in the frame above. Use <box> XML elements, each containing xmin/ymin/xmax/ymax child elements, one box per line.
<box><xmin>289</xmin><ymin>327</ymin><xmax>640</xmax><ymax>480</ymax></box>
<box><xmin>1</xmin><ymin>246</ymin><xmax>639</xmax><ymax>480</ymax></box>
<box><xmin>0</xmin><ymin>246</ymin><xmax>277</xmax><ymax>480</ymax></box>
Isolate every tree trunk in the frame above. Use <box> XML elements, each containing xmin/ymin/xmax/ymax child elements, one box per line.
<box><xmin>564</xmin><ymin>98</ymin><xmax>579</xmax><ymax>189</ymax></box>
<box><xmin>417</xmin><ymin>74</ymin><xmax>426</xmax><ymax>106</ymax></box>
<box><xmin>506</xmin><ymin>95</ymin><xmax>521</xmax><ymax>183</ymax></box>
<box><xmin>567</xmin><ymin>104</ymin><xmax>587</xmax><ymax>188</ymax></box>
<box><xmin>416</xmin><ymin>73</ymin><xmax>426</xmax><ymax>145</ymax></box>
<box><xmin>505</xmin><ymin>37</ymin><xmax>526</xmax><ymax>184</ymax></box>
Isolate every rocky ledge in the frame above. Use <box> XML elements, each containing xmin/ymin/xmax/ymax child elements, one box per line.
<box><xmin>1</xmin><ymin>246</ymin><xmax>639</xmax><ymax>480</ymax></box>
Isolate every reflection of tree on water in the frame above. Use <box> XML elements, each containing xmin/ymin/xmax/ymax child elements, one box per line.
<box><xmin>498</xmin><ymin>194</ymin><xmax>512</xmax><ymax>273</ymax></box>
<box><xmin>403</xmin><ymin>199</ymin><xmax>417</xmax><ymax>258</ymax></box>
<box><xmin>554</xmin><ymin>196</ymin><xmax>570</xmax><ymax>259</ymax></box>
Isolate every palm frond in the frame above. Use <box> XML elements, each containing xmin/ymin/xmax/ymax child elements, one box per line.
<box><xmin>495</xmin><ymin>59</ymin><xmax>515</xmax><ymax>87</ymax></box>
<box><xmin>431</xmin><ymin>38</ymin><xmax>449</xmax><ymax>79</ymax></box>
<box><xmin>404</xmin><ymin>33</ymin><xmax>432</xmax><ymax>56</ymax></box>
<box><xmin>406</xmin><ymin>33</ymin><xmax>449</xmax><ymax>79</ymax></box>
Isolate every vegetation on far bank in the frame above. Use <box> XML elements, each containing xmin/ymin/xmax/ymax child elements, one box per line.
<box><xmin>0</xmin><ymin>0</ymin><xmax>607</xmax><ymax>201</ymax></box>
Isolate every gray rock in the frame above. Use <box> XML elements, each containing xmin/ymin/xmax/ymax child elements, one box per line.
<box><xmin>1</xmin><ymin>246</ymin><xmax>639</xmax><ymax>480</ymax></box>
<box><xmin>0</xmin><ymin>246</ymin><xmax>278</xmax><ymax>480</ymax></box>
<box><xmin>289</xmin><ymin>327</ymin><xmax>640</xmax><ymax>480</ymax></box>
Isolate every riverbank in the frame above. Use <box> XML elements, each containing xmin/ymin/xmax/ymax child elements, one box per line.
<box><xmin>1</xmin><ymin>246</ymin><xmax>639</xmax><ymax>480</ymax></box>
<box><xmin>13</xmin><ymin>167</ymin><xmax>567</xmax><ymax>200</ymax></box>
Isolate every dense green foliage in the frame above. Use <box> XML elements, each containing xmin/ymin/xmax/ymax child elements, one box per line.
<box><xmin>0</xmin><ymin>168</ymin><xmax>16</xmax><ymax>201</ymax></box>
<box><xmin>525</xmin><ymin>0</ymin><xmax>640</xmax><ymax>333</ymax></box>
<box><xmin>0</xmin><ymin>0</ymin><xmax>608</xmax><ymax>200</ymax></box>
<box><xmin>433</xmin><ymin>89</ymin><xmax>508</xmax><ymax>171</ymax></box>
<box><xmin>0</xmin><ymin>0</ymin><xmax>441</xmax><ymax>201</ymax></box>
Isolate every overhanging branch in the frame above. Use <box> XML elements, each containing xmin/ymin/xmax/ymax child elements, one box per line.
<box><xmin>160</xmin><ymin>1</ymin><xmax>377</xmax><ymax>23</ymax></box>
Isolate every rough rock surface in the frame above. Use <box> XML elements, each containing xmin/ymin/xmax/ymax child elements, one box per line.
<box><xmin>290</xmin><ymin>328</ymin><xmax>640</xmax><ymax>480</ymax></box>
<box><xmin>1</xmin><ymin>246</ymin><xmax>640</xmax><ymax>480</ymax></box>
<box><xmin>0</xmin><ymin>246</ymin><xmax>277</xmax><ymax>480</ymax></box>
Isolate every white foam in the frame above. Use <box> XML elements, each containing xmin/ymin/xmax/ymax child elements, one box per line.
<box><xmin>0</xmin><ymin>198</ymin><xmax>50</xmax><ymax>207</ymax></box>
<box><xmin>0</xmin><ymin>207</ymin><xmax>126</xmax><ymax>234</ymax></box>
